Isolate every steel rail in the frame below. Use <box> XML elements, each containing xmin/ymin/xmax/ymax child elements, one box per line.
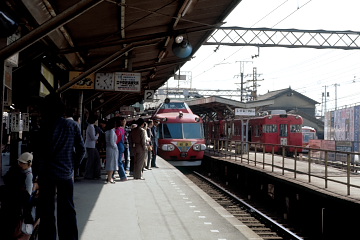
<box><xmin>193</xmin><ymin>171</ymin><xmax>303</xmax><ymax>240</ymax></box>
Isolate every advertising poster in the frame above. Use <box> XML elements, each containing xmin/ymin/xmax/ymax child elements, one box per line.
<box><xmin>336</xmin><ymin>141</ymin><xmax>353</xmax><ymax>162</ymax></box>
<box><xmin>69</xmin><ymin>71</ymin><xmax>95</xmax><ymax>90</ymax></box>
<box><xmin>333</xmin><ymin>109</ymin><xmax>342</xmax><ymax>140</ymax></box>
<box><xmin>324</xmin><ymin>111</ymin><xmax>332</xmax><ymax>140</ymax></box>
<box><xmin>354</xmin><ymin>106</ymin><xmax>360</xmax><ymax>152</ymax></box>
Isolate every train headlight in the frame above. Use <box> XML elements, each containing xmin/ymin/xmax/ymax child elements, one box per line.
<box><xmin>193</xmin><ymin>144</ymin><xmax>206</xmax><ymax>151</ymax></box>
<box><xmin>161</xmin><ymin>144</ymin><xmax>175</xmax><ymax>151</ymax></box>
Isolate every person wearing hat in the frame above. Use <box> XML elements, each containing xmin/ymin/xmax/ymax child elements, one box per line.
<box><xmin>0</xmin><ymin>152</ymin><xmax>34</xmax><ymax>239</ymax></box>
<box><xmin>17</xmin><ymin>152</ymin><xmax>34</xmax><ymax>195</ymax></box>
<box><xmin>2</xmin><ymin>152</ymin><xmax>34</xmax><ymax>195</ymax></box>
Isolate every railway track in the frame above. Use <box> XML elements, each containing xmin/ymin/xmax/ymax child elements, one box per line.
<box><xmin>183</xmin><ymin>169</ymin><xmax>304</xmax><ymax>240</ymax></box>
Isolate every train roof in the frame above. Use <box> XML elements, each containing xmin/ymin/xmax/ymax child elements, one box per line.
<box><xmin>154</xmin><ymin>111</ymin><xmax>202</xmax><ymax>123</ymax></box>
<box><xmin>154</xmin><ymin>101</ymin><xmax>193</xmax><ymax>115</ymax></box>
<box><xmin>247</xmin><ymin>113</ymin><xmax>303</xmax><ymax>120</ymax></box>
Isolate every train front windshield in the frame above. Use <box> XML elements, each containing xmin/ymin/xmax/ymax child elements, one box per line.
<box><xmin>303</xmin><ymin>132</ymin><xmax>316</xmax><ymax>143</ymax></box>
<box><xmin>160</xmin><ymin>123</ymin><xmax>204</xmax><ymax>139</ymax></box>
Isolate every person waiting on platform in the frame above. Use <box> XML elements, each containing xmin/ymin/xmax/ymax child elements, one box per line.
<box><xmin>0</xmin><ymin>152</ymin><xmax>34</xmax><ymax>239</ymax></box>
<box><xmin>128</xmin><ymin>123</ymin><xmax>137</xmax><ymax>176</ymax></box>
<box><xmin>32</xmin><ymin>93</ymin><xmax>86</xmax><ymax>240</ymax></box>
<box><xmin>151</xmin><ymin>120</ymin><xmax>159</xmax><ymax>168</ymax></box>
<box><xmin>129</xmin><ymin>118</ymin><xmax>147</xmax><ymax>180</ymax></box>
<box><xmin>145</xmin><ymin>120</ymin><xmax>154</xmax><ymax>170</ymax></box>
<box><xmin>115</xmin><ymin>117</ymin><xmax>128</xmax><ymax>181</ymax></box>
<box><xmin>104</xmin><ymin>117</ymin><xmax>118</xmax><ymax>184</ymax></box>
<box><xmin>84</xmin><ymin>114</ymin><xmax>101</xmax><ymax>180</ymax></box>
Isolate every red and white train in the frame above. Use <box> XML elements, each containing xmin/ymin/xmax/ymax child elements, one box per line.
<box><xmin>301</xmin><ymin>126</ymin><xmax>317</xmax><ymax>152</ymax></box>
<box><xmin>152</xmin><ymin>99</ymin><xmax>206</xmax><ymax>166</ymax></box>
<box><xmin>205</xmin><ymin>111</ymin><xmax>304</xmax><ymax>155</ymax></box>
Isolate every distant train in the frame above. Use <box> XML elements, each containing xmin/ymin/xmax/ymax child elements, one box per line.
<box><xmin>205</xmin><ymin>112</ymin><xmax>304</xmax><ymax>156</ymax></box>
<box><xmin>152</xmin><ymin>99</ymin><xmax>206</xmax><ymax>166</ymax></box>
<box><xmin>302</xmin><ymin>126</ymin><xmax>317</xmax><ymax>152</ymax></box>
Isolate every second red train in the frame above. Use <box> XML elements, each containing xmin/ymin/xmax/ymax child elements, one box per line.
<box><xmin>205</xmin><ymin>112</ymin><xmax>304</xmax><ymax>155</ymax></box>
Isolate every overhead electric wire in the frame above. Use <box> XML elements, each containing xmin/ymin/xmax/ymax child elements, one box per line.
<box><xmin>192</xmin><ymin>0</ymin><xmax>293</xmax><ymax>78</ymax></box>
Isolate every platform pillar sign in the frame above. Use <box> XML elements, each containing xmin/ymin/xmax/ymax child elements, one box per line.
<box><xmin>22</xmin><ymin>113</ymin><xmax>29</xmax><ymax>131</ymax></box>
<box><xmin>144</xmin><ymin>90</ymin><xmax>154</xmax><ymax>102</ymax></box>
<box><xmin>10</xmin><ymin>112</ymin><xmax>20</xmax><ymax>132</ymax></box>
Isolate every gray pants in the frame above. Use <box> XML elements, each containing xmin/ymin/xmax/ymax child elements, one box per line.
<box><xmin>84</xmin><ymin>148</ymin><xmax>101</xmax><ymax>179</ymax></box>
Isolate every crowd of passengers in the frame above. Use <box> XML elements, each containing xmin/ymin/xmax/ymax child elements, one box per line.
<box><xmin>81</xmin><ymin>114</ymin><xmax>160</xmax><ymax>183</ymax></box>
<box><xmin>0</xmin><ymin>93</ymin><xmax>159</xmax><ymax>240</ymax></box>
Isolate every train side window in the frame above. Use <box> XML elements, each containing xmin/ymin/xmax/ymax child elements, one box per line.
<box><xmin>290</xmin><ymin>124</ymin><xmax>301</xmax><ymax>132</ymax></box>
<box><xmin>272</xmin><ymin>125</ymin><xmax>277</xmax><ymax>133</ymax></box>
<box><xmin>263</xmin><ymin>124</ymin><xmax>277</xmax><ymax>133</ymax></box>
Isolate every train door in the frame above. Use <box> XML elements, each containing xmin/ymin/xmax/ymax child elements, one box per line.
<box><xmin>279</xmin><ymin>123</ymin><xmax>288</xmax><ymax>146</ymax></box>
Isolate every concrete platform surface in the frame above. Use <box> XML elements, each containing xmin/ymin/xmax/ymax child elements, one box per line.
<box><xmin>75</xmin><ymin>158</ymin><xmax>261</xmax><ymax>240</ymax></box>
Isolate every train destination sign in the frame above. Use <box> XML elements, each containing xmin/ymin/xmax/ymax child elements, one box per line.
<box><xmin>235</xmin><ymin>108</ymin><xmax>256</xmax><ymax>116</ymax></box>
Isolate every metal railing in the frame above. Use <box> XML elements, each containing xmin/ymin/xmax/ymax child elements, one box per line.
<box><xmin>206</xmin><ymin>139</ymin><xmax>360</xmax><ymax>196</ymax></box>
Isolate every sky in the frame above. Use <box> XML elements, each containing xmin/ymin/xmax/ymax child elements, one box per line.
<box><xmin>164</xmin><ymin>0</ymin><xmax>360</xmax><ymax>116</ymax></box>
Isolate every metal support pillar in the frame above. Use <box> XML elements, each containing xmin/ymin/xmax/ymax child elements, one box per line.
<box><xmin>0</xmin><ymin>63</ymin><xmax>3</xmax><ymax>175</ymax></box>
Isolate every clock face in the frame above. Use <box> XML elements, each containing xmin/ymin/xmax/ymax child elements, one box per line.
<box><xmin>95</xmin><ymin>72</ymin><xmax>114</xmax><ymax>90</ymax></box>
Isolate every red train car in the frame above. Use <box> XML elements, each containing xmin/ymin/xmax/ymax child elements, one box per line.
<box><xmin>205</xmin><ymin>112</ymin><xmax>304</xmax><ymax>155</ymax></box>
<box><xmin>248</xmin><ymin>113</ymin><xmax>303</xmax><ymax>154</ymax></box>
<box><xmin>153</xmin><ymin>100</ymin><xmax>206</xmax><ymax>166</ymax></box>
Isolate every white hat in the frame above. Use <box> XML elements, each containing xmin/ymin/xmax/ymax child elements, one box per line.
<box><xmin>18</xmin><ymin>152</ymin><xmax>33</xmax><ymax>164</ymax></box>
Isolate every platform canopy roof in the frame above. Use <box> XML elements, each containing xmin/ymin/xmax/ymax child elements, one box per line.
<box><xmin>186</xmin><ymin>96</ymin><xmax>274</xmax><ymax>120</ymax></box>
<box><xmin>0</xmin><ymin>0</ymin><xmax>242</xmax><ymax>116</ymax></box>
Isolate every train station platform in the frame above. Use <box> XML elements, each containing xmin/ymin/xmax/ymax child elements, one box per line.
<box><xmin>75</xmin><ymin>158</ymin><xmax>261</xmax><ymax>240</ymax></box>
<box><xmin>205</xmin><ymin>149</ymin><xmax>360</xmax><ymax>204</ymax></box>
<box><xmin>1</xmin><ymin>154</ymin><xmax>261</xmax><ymax>240</ymax></box>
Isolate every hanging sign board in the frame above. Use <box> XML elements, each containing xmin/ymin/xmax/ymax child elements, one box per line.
<box><xmin>174</xmin><ymin>74</ymin><xmax>186</xmax><ymax>80</ymax></box>
<box><xmin>10</xmin><ymin>112</ymin><xmax>20</xmax><ymax>132</ymax></box>
<box><xmin>22</xmin><ymin>113</ymin><xmax>30</xmax><ymax>132</ymax></box>
<box><xmin>5</xmin><ymin>33</ymin><xmax>20</xmax><ymax>67</ymax></box>
<box><xmin>69</xmin><ymin>71</ymin><xmax>95</xmax><ymax>89</ymax></box>
<box><xmin>144</xmin><ymin>90</ymin><xmax>154</xmax><ymax>102</ymax></box>
<box><xmin>114</xmin><ymin>72</ymin><xmax>141</xmax><ymax>92</ymax></box>
<box><xmin>235</xmin><ymin>108</ymin><xmax>256</xmax><ymax>116</ymax></box>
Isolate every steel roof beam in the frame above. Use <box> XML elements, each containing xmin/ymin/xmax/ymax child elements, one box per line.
<box><xmin>205</xmin><ymin>27</ymin><xmax>360</xmax><ymax>50</ymax></box>
<box><xmin>0</xmin><ymin>0</ymin><xmax>103</xmax><ymax>62</ymax></box>
<box><xmin>57</xmin><ymin>40</ymin><xmax>160</xmax><ymax>93</ymax></box>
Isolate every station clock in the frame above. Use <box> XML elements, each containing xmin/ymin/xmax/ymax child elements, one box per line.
<box><xmin>95</xmin><ymin>72</ymin><xmax>115</xmax><ymax>90</ymax></box>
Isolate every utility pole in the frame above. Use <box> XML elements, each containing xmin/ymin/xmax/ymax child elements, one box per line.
<box><xmin>322</xmin><ymin>86</ymin><xmax>329</xmax><ymax>118</ymax></box>
<box><xmin>246</xmin><ymin>67</ymin><xmax>263</xmax><ymax>101</ymax></box>
<box><xmin>235</xmin><ymin>61</ymin><xmax>252</xmax><ymax>102</ymax></box>
<box><xmin>333</xmin><ymin>83</ymin><xmax>340</xmax><ymax>110</ymax></box>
